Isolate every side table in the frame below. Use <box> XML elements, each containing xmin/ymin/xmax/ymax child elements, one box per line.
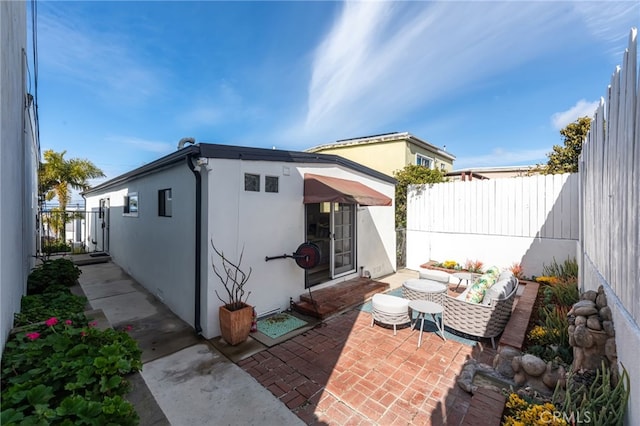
<box><xmin>452</xmin><ymin>272</ymin><xmax>481</xmax><ymax>291</ymax></box>
<box><xmin>409</xmin><ymin>299</ymin><xmax>446</xmax><ymax>346</ymax></box>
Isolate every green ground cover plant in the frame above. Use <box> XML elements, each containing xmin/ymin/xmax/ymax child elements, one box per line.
<box><xmin>14</xmin><ymin>285</ymin><xmax>87</xmax><ymax>327</ymax></box>
<box><xmin>27</xmin><ymin>258</ymin><xmax>81</xmax><ymax>295</ymax></box>
<box><xmin>1</xmin><ymin>318</ymin><xmax>141</xmax><ymax>425</ymax></box>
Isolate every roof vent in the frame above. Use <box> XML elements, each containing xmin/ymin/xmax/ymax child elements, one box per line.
<box><xmin>177</xmin><ymin>137</ymin><xmax>196</xmax><ymax>150</ymax></box>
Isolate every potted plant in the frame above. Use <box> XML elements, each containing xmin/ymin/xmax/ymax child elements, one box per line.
<box><xmin>211</xmin><ymin>240</ymin><xmax>253</xmax><ymax>345</ymax></box>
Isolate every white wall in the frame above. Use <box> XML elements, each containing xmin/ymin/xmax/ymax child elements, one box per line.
<box><xmin>85</xmin><ymin>164</ymin><xmax>197</xmax><ymax>327</ymax></box>
<box><xmin>406</xmin><ymin>174</ymin><xmax>579</xmax><ymax>277</ymax></box>
<box><xmin>200</xmin><ymin>159</ymin><xmax>395</xmax><ymax>339</ymax></box>
<box><xmin>0</xmin><ymin>1</ymin><xmax>37</xmax><ymax>357</ymax></box>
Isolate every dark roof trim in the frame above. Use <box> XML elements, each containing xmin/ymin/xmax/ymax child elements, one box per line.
<box><xmin>83</xmin><ymin>143</ymin><xmax>395</xmax><ymax>195</ymax></box>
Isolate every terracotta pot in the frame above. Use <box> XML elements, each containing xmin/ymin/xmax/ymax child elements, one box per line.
<box><xmin>219</xmin><ymin>303</ymin><xmax>253</xmax><ymax>345</ymax></box>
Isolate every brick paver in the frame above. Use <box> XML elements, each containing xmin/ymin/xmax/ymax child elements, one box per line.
<box><xmin>239</xmin><ymin>307</ymin><xmax>498</xmax><ymax>425</ymax></box>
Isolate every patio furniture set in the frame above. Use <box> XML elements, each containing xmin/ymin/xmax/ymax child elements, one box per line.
<box><xmin>371</xmin><ymin>267</ymin><xmax>519</xmax><ymax>348</ymax></box>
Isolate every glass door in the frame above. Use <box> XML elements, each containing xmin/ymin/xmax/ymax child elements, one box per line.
<box><xmin>331</xmin><ymin>203</ymin><xmax>355</xmax><ymax>276</ymax></box>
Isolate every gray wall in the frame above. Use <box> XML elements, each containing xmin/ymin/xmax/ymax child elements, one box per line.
<box><xmin>0</xmin><ymin>1</ymin><xmax>39</xmax><ymax>356</ymax></box>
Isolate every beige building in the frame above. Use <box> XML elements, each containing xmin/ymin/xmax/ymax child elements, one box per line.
<box><xmin>447</xmin><ymin>165</ymin><xmax>539</xmax><ymax>181</ymax></box>
<box><xmin>306</xmin><ymin>132</ymin><xmax>455</xmax><ymax>177</ymax></box>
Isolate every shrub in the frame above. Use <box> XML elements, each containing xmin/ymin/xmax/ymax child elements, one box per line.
<box><xmin>42</xmin><ymin>240</ymin><xmax>71</xmax><ymax>254</ymax></box>
<box><xmin>503</xmin><ymin>392</ymin><xmax>567</xmax><ymax>425</ymax></box>
<box><xmin>1</xmin><ymin>319</ymin><xmax>141</xmax><ymax>425</ymax></box>
<box><xmin>27</xmin><ymin>258</ymin><xmax>81</xmax><ymax>295</ymax></box>
<box><xmin>542</xmin><ymin>257</ymin><xmax>578</xmax><ymax>281</ymax></box>
<box><xmin>553</xmin><ymin>363</ymin><xmax>630</xmax><ymax>426</ymax></box>
<box><xmin>509</xmin><ymin>262</ymin><xmax>525</xmax><ymax>280</ymax></box>
<box><xmin>464</xmin><ymin>259</ymin><xmax>484</xmax><ymax>273</ymax></box>
<box><xmin>441</xmin><ymin>260</ymin><xmax>459</xmax><ymax>269</ymax></box>
<box><xmin>14</xmin><ymin>288</ymin><xmax>87</xmax><ymax>327</ymax></box>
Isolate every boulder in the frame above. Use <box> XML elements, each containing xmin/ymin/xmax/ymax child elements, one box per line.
<box><xmin>574</xmin><ymin>300</ymin><xmax>598</xmax><ymax>317</ymax></box>
<box><xmin>493</xmin><ymin>346</ymin><xmax>520</xmax><ymax>379</ymax></box>
<box><xmin>603</xmin><ymin>320</ymin><xmax>615</xmax><ymax>336</ymax></box>
<box><xmin>521</xmin><ymin>354</ymin><xmax>547</xmax><ymax>377</ymax></box>
<box><xmin>575</xmin><ymin>316</ymin><xmax>586</xmax><ymax>326</ymax></box>
<box><xmin>596</xmin><ymin>293</ymin><xmax>608</xmax><ymax>309</ymax></box>
<box><xmin>605</xmin><ymin>337</ymin><xmax>617</xmax><ymax>362</ymax></box>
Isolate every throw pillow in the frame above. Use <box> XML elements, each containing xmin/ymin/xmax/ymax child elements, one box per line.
<box><xmin>465</xmin><ymin>273</ymin><xmax>498</xmax><ymax>304</ymax></box>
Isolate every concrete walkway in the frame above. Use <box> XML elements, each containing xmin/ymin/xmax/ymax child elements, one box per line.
<box><xmin>77</xmin><ymin>261</ymin><xmax>303</xmax><ymax>426</ymax></box>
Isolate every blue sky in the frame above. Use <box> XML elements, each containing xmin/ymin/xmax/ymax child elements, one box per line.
<box><xmin>32</xmin><ymin>1</ymin><xmax>638</xmax><ymax>201</ymax></box>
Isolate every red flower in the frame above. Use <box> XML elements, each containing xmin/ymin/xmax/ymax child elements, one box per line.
<box><xmin>81</xmin><ymin>331</ymin><xmax>87</xmax><ymax>337</ymax></box>
<box><xmin>88</xmin><ymin>321</ymin><xmax>97</xmax><ymax>328</ymax></box>
<box><xmin>26</xmin><ymin>332</ymin><xmax>40</xmax><ymax>341</ymax></box>
<box><xmin>125</xmin><ymin>325</ymin><xmax>133</xmax><ymax>331</ymax></box>
<box><xmin>45</xmin><ymin>317</ymin><xmax>58</xmax><ymax>327</ymax></box>
<box><xmin>65</xmin><ymin>319</ymin><xmax>73</xmax><ymax>325</ymax></box>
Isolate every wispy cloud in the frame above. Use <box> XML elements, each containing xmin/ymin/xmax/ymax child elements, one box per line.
<box><xmin>37</xmin><ymin>5</ymin><xmax>166</xmax><ymax>104</ymax></box>
<box><xmin>455</xmin><ymin>148</ymin><xmax>550</xmax><ymax>169</ymax></box>
<box><xmin>551</xmin><ymin>100</ymin><xmax>599</xmax><ymax>130</ymax></box>
<box><xmin>287</xmin><ymin>1</ymin><xmax>634</xmax><ymax>144</ymax></box>
<box><xmin>106</xmin><ymin>136</ymin><xmax>174</xmax><ymax>154</ymax></box>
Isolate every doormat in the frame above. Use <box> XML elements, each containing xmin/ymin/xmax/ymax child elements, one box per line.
<box><xmin>257</xmin><ymin>312</ymin><xmax>308</xmax><ymax>339</ymax></box>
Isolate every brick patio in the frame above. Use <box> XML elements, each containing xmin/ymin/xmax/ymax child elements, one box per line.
<box><xmin>239</xmin><ymin>305</ymin><xmax>499</xmax><ymax>425</ymax></box>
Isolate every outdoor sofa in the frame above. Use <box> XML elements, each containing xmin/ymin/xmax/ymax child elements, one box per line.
<box><xmin>444</xmin><ymin>270</ymin><xmax>518</xmax><ymax>348</ymax></box>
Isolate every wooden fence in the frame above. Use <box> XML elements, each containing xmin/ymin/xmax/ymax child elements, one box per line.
<box><xmin>580</xmin><ymin>28</ymin><xmax>638</xmax><ymax>324</ymax></box>
<box><xmin>407</xmin><ymin>173</ymin><xmax>579</xmax><ymax>239</ymax></box>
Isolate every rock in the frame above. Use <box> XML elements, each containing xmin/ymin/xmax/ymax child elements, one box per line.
<box><xmin>575</xmin><ymin>316</ymin><xmax>586</xmax><ymax>326</ymax></box>
<box><xmin>582</xmin><ymin>347</ymin><xmax>608</xmax><ymax>370</ymax></box>
<box><xmin>514</xmin><ymin>372</ymin><xmax>527</xmax><ymax>386</ymax></box>
<box><xmin>600</xmin><ymin>306</ymin><xmax>612</xmax><ymax>321</ymax></box>
<box><xmin>605</xmin><ymin>338</ymin><xmax>617</xmax><ymax>362</ymax></box>
<box><xmin>574</xmin><ymin>304</ymin><xmax>598</xmax><ymax>317</ymax></box>
<box><xmin>494</xmin><ymin>346</ymin><xmax>520</xmax><ymax>378</ymax></box>
<box><xmin>603</xmin><ymin>321</ymin><xmax>615</xmax><ymax>336</ymax></box>
<box><xmin>582</xmin><ymin>290</ymin><xmax>597</xmax><ymax>302</ymax></box>
<box><xmin>587</xmin><ymin>315</ymin><xmax>602</xmax><ymax>330</ymax></box>
<box><xmin>512</xmin><ymin>356</ymin><xmax>521</xmax><ymax>373</ymax></box>
<box><xmin>573</xmin><ymin>325</ymin><xmax>594</xmax><ymax>348</ymax></box>
<box><xmin>456</xmin><ymin>360</ymin><xmax>477</xmax><ymax>394</ymax></box>
<box><xmin>568</xmin><ymin>314</ymin><xmax>576</xmax><ymax>325</ymax></box>
<box><xmin>521</xmin><ymin>354</ymin><xmax>547</xmax><ymax>377</ymax></box>
<box><xmin>542</xmin><ymin>363</ymin><xmax>564</xmax><ymax>390</ymax></box>
<box><xmin>596</xmin><ymin>293</ymin><xmax>608</xmax><ymax>309</ymax></box>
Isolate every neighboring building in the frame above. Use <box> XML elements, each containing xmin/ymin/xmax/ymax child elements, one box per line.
<box><xmin>0</xmin><ymin>1</ymin><xmax>40</xmax><ymax>356</ymax></box>
<box><xmin>306</xmin><ymin>132</ymin><xmax>455</xmax><ymax>177</ymax></box>
<box><xmin>447</xmin><ymin>165</ymin><xmax>538</xmax><ymax>181</ymax></box>
<box><xmin>82</xmin><ymin>142</ymin><xmax>396</xmax><ymax>340</ymax></box>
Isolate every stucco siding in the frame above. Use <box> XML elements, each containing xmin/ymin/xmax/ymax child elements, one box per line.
<box><xmin>201</xmin><ymin>159</ymin><xmax>395</xmax><ymax>339</ymax></box>
<box><xmin>309</xmin><ymin>141</ymin><xmax>406</xmax><ymax>177</ymax></box>
<box><xmin>406</xmin><ymin>143</ymin><xmax>454</xmax><ymax>172</ymax></box>
<box><xmin>0</xmin><ymin>0</ymin><xmax>34</xmax><ymax>357</ymax></box>
<box><xmin>84</xmin><ymin>164</ymin><xmax>196</xmax><ymax>327</ymax></box>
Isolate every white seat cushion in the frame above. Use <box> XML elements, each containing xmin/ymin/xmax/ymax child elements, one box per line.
<box><xmin>403</xmin><ymin>279</ymin><xmax>447</xmax><ymax>294</ymax></box>
<box><xmin>482</xmin><ymin>277</ymin><xmax>516</xmax><ymax>306</ymax></box>
<box><xmin>418</xmin><ymin>269</ymin><xmax>453</xmax><ymax>283</ymax></box>
<box><xmin>372</xmin><ymin>294</ymin><xmax>409</xmax><ymax>314</ymax></box>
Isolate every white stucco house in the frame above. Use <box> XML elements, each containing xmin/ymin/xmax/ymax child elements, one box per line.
<box><xmin>0</xmin><ymin>1</ymin><xmax>40</xmax><ymax>356</ymax></box>
<box><xmin>82</xmin><ymin>141</ymin><xmax>396</xmax><ymax>339</ymax></box>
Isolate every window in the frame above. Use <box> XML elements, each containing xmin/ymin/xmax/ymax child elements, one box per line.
<box><xmin>158</xmin><ymin>188</ymin><xmax>172</xmax><ymax>217</ymax></box>
<box><xmin>265</xmin><ymin>176</ymin><xmax>279</xmax><ymax>193</ymax></box>
<box><xmin>244</xmin><ymin>173</ymin><xmax>260</xmax><ymax>191</ymax></box>
<box><xmin>416</xmin><ymin>153</ymin><xmax>433</xmax><ymax>168</ymax></box>
<box><xmin>440</xmin><ymin>163</ymin><xmax>446</xmax><ymax>172</ymax></box>
<box><xmin>123</xmin><ymin>193</ymin><xmax>138</xmax><ymax>216</ymax></box>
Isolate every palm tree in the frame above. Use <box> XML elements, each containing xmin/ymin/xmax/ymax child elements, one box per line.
<box><xmin>39</xmin><ymin>149</ymin><xmax>105</xmax><ymax>212</ymax></box>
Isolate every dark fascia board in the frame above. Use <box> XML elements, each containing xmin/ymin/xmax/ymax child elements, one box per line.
<box><xmin>83</xmin><ymin>143</ymin><xmax>395</xmax><ymax>195</ymax></box>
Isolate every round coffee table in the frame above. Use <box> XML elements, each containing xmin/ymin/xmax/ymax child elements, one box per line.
<box><xmin>409</xmin><ymin>299</ymin><xmax>446</xmax><ymax>346</ymax></box>
<box><xmin>402</xmin><ymin>279</ymin><xmax>447</xmax><ymax>304</ymax></box>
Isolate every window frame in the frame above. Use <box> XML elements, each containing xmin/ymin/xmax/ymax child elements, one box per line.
<box><xmin>244</xmin><ymin>173</ymin><xmax>260</xmax><ymax>192</ymax></box>
<box><xmin>158</xmin><ymin>188</ymin><xmax>172</xmax><ymax>217</ymax></box>
<box><xmin>416</xmin><ymin>153</ymin><xmax>434</xmax><ymax>169</ymax></box>
<box><xmin>123</xmin><ymin>192</ymin><xmax>139</xmax><ymax>217</ymax></box>
<box><xmin>265</xmin><ymin>175</ymin><xmax>279</xmax><ymax>193</ymax></box>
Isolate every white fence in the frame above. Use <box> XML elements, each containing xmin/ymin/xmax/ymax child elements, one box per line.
<box><xmin>406</xmin><ymin>174</ymin><xmax>579</xmax><ymax>277</ymax></box>
<box><xmin>579</xmin><ymin>28</ymin><xmax>639</xmax><ymax>423</ymax></box>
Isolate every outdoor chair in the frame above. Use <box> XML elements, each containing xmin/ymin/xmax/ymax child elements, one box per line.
<box><xmin>444</xmin><ymin>272</ymin><xmax>518</xmax><ymax>348</ymax></box>
<box><xmin>370</xmin><ymin>293</ymin><xmax>411</xmax><ymax>335</ymax></box>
